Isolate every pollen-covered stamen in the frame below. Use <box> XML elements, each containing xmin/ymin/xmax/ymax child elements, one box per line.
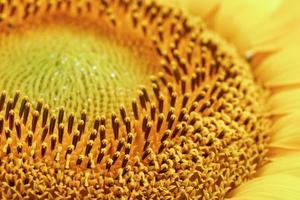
<box><xmin>0</xmin><ymin>0</ymin><xmax>270</xmax><ymax>199</ymax></box>
<box><xmin>67</xmin><ymin>113</ymin><xmax>75</xmax><ymax>134</ymax></box>
<box><xmin>49</xmin><ymin>115</ymin><xmax>56</xmax><ymax>135</ymax></box>
<box><xmin>42</xmin><ymin>104</ymin><xmax>49</xmax><ymax>127</ymax></box>
<box><xmin>0</xmin><ymin>91</ymin><xmax>6</xmax><ymax>111</ymax></box>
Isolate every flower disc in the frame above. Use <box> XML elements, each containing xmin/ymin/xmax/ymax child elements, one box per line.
<box><xmin>0</xmin><ymin>0</ymin><xmax>271</xmax><ymax>199</ymax></box>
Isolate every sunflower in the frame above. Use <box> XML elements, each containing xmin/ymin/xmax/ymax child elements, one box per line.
<box><xmin>0</xmin><ymin>0</ymin><xmax>299</xmax><ymax>199</ymax></box>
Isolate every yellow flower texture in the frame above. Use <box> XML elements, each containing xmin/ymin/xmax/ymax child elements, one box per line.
<box><xmin>0</xmin><ymin>0</ymin><xmax>299</xmax><ymax>199</ymax></box>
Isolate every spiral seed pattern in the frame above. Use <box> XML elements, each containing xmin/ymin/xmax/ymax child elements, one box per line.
<box><xmin>0</xmin><ymin>0</ymin><xmax>270</xmax><ymax>199</ymax></box>
<box><xmin>0</xmin><ymin>14</ymin><xmax>160</xmax><ymax>119</ymax></box>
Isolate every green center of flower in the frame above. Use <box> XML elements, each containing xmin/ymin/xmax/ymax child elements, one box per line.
<box><xmin>0</xmin><ymin>16</ymin><xmax>159</xmax><ymax>117</ymax></box>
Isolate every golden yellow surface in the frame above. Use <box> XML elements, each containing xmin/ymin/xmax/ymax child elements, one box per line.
<box><xmin>0</xmin><ymin>0</ymin><xmax>270</xmax><ymax>199</ymax></box>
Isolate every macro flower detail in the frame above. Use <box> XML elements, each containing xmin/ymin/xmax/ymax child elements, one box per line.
<box><xmin>0</xmin><ymin>0</ymin><xmax>299</xmax><ymax>199</ymax></box>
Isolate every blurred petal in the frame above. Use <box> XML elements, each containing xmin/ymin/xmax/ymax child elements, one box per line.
<box><xmin>267</xmin><ymin>110</ymin><xmax>300</xmax><ymax>155</ymax></box>
<box><xmin>255</xmin><ymin>0</ymin><xmax>300</xmax><ymax>49</ymax></box>
<box><xmin>260</xmin><ymin>152</ymin><xmax>300</xmax><ymax>176</ymax></box>
<box><xmin>254</xmin><ymin>41</ymin><xmax>300</xmax><ymax>87</ymax></box>
<box><xmin>270</xmin><ymin>112</ymin><xmax>300</xmax><ymax>147</ymax></box>
<box><xmin>181</xmin><ymin>0</ymin><xmax>220</xmax><ymax>19</ymax></box>
<box><xmin>268</xmin><ymin>89</ymin><xmax>300</xmax><ymax>115</ymax></box>
<box><xmin>228</xmin><ymin>175</ymin><xmax>300</xmax><ymax>200</ymax></box>
<box><xmin>267</xmin><ymin>111</ymin><xmax>300</xmax><ymax>160</ymax></box>
<box><xmin>213</xmin><ymin>0</ymin><xmax>281</xmax><ymax>52</ymax></box>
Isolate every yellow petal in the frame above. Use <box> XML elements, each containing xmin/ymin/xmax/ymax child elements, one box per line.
<box><xmin>246</xmin><ymin>0</ymin><xmax>300</xmax><ymax>52</ymax></box>
<box><xmin>213</xmin><ymin>0</ymin><xmax>300</xmax><ymax>54</ymax></box>
<box><xmin>254</xmin><ymin>42</ymin><xmax>300</xmax><ymax>87</ymax></box>
<box><xmin>228</xmin><ymin>175</ymin><xmax>300</xmax><ymax>200</ymax></box>
<box><xmin>268</xmin><ymin>88</ymin><xmax>300</xmax><ymax>115</ymax></box>
<box><xmin>181</xmin><ymin>0</ymin><xmax>220</xmax><ymax>20</ymax></box>
<box><xmin>268</xmin><ymin>111</ymin><xmax>300</xmax><ymax>150</ymax></box>
<box><xmin>258</xmin><ymin>0</ymin><xmax>300</xmax><ymax>48</ymax></box>
<box><xmin>213</xmin><ymin>0</ymin><xmax>281</xmax><ymax>52</ymax></box>
<box><xmin>260</xmin><ymin>152</ymin><xmax>300</xmax><ymax>177</ymax></box>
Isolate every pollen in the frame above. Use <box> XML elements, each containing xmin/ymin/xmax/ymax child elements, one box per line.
<box><xmin>0</xmin><ymin>0</ymin><xmax>270</xmax><ymax>199</ymax></box>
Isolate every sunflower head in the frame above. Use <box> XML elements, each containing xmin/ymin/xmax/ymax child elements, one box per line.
<box><xmin>0</xmin><ymin>0</ymin><xmax>284</xmax><ymax>199</ymax></box>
